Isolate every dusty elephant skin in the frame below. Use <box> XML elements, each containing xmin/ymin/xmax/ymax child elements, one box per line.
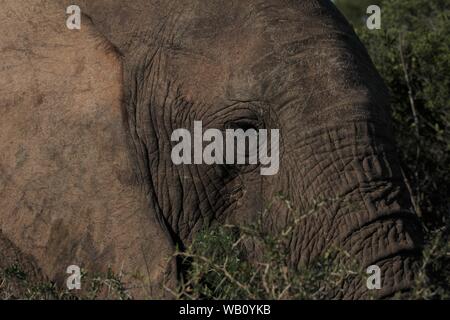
<box><xmin>0</xmin><ymin>0</ymin><xmax>422</xmax><ymax>299</ymax></box>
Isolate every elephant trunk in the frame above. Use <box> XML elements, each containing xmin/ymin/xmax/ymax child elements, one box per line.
<box><xmin>271</xmin><ymin>120</ymin><xmax>422</xmax><ymax>299</ymax></box>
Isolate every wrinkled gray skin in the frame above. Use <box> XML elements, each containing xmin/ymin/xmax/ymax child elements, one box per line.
<box><xmin>0</xmin><ymin>0</ymin><xmax>422</xmax><ymax>299</ymax></box>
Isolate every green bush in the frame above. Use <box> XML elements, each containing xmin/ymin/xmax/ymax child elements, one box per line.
<box><xmin>333</xmin><ymin>0</ymin><xmax>382</xmax><ymax>27</ymax></box>
<box><xmin>173</xmin><ymin>208</ymin><xmax>367</xmax><ymax>300</ymax></box>
<box><xmin>174</xmin><ymin>211</ymin><xmax>449</xmax><ymax>300</ymax></box>
<box><xmin>0</xmin><ymin>265</ymin><xmax>131</xmax><ymax>300</ymax></box>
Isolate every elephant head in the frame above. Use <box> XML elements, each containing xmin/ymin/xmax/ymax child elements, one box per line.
<box><xmin>0</xmin><ymin>0</ymin><xmax>422</xmax><ymax>299</ymax></box>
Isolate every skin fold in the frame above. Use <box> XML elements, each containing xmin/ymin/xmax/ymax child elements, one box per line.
<box><xmin>0</xmin><ymin>0</ymin><xmax>422</xmax><ymax>299</ymax></box>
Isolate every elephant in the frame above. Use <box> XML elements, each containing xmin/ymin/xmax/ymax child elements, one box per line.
<box><xmin>0</xmin><ymin>0</ymin><xmax>423</xmax><ymax>299</ymax></box>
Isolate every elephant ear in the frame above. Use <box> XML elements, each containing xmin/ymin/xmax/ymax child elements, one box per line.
<box><xmin>0</xmin><ymin>1</ymin><xmax>176</xmax><ymax>297</ymax></box>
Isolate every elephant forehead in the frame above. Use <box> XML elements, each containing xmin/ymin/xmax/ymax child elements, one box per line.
<box><xmin>163</xmin><ymin>8</ymin><xmax>267</xmax><ymax>103</ymax></box>
<box><xmin>152</xmin><ymin>0</ymin><xmax>360</xmax><ymax>104</ymax></box>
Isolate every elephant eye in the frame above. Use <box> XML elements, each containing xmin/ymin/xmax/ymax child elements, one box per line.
<box><xmin>221</xmin><ymin>117</ymin><xmax>263</xmax><ymax>175</ymax></box>
<box><xmin>225</xmin><ymin>118</ymin><xmax>262</xmax><ymax>132</ymax></box>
